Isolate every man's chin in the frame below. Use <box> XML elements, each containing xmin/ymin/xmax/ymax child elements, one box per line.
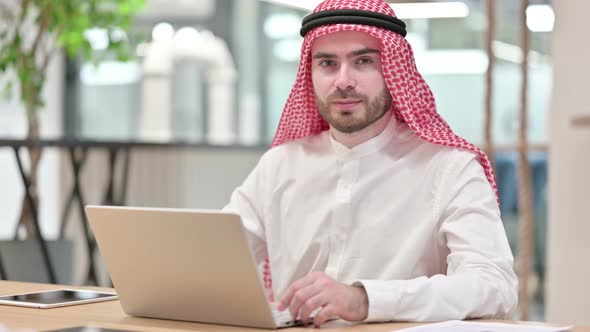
<box><xmin>330</xmin><ymin>121</ymin><xmax>367</xmax><ymax>134</ymax></box>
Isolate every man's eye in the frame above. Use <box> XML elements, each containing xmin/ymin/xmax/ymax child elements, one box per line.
<box><xmin>319</xmin><ymin>60</ymin><xmax>336</xmax><ymax>67</ymax></box>
<box><xmin>356</xmin><ymin>58</ymin><xmax>373</xmax><ymax>64</ymax></box>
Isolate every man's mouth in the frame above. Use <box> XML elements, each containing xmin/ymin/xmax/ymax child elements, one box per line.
<box><xmin>331</xmin><ymin>99</ymin><xmax>362</xmax><ymax>110</ymax></box>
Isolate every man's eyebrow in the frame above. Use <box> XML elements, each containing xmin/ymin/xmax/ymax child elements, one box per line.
<box><xmin>350</xmin><ymin>48</ymin><xmax>380</xmax><ymax>57</ymax></box>
<box><xmin>312</xmin><ymin>48</ymin><xmax>381</xmax><ymax>59</ymax></box>
<box><xmin>312</xmin><ymin>52</ymin><xmax>336</xmax><ymax>59</ymax></box>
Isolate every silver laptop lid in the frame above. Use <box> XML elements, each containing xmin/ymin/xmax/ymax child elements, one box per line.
<box><xmin>85</xmin><ymin>205</ymin><xmax>278</xmax><ymax>329</ymax></box>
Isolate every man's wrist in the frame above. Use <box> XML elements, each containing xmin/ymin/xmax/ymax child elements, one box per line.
<box><xmin>351</xmin><ymin>283</ymin><xmax>369</xmax><ymax>320</ymax></box>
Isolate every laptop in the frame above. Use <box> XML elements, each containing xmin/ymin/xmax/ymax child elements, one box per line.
<box><xmin>85</xmin><ymin>205</ymin><xmax>303</xmax><ymax>329</ymax></box>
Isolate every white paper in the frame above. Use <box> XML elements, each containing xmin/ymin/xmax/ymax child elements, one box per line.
<box><xmin>392</xmin><ymin>320</ymin><xmax>573</xmax><ymax>332</ymax></box>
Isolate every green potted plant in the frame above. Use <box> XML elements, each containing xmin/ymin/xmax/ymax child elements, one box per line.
<box><xmin>0</xmin><ymin>0</ymin><xmax>145</xmax><ymax>239</ymax></box>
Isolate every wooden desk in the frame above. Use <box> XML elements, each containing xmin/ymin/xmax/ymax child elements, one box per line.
<box><xmin>0</xmin><ymin>281</ymin><xmax>585</xmax><ymax>332</ymax></box>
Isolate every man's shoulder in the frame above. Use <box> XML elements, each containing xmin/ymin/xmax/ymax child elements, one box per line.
<box><xmin>435</xmin><ymin>144</ymin><xmax>479</xmax><ymax>162</ymax></box>
<box><xmin>398</xmin><ymin>131</ymin><xmax>480</xmax><ymax>172</ymax></box>
<box><xmin>429</xmin><ymin>145</ymin><xmax>480</xmax><ymax>173</ymax></box>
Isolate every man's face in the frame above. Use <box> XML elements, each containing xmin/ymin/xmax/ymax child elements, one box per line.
<box><xmin>311</xmin><ymin>30</ymin><xmax>393</xmax><ymax>134</ymax></box>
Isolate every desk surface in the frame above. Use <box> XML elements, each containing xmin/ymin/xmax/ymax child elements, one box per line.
<box><xmin>0</xmin><ymin>281</ymin><xmax>585</xmax><ymax>332</ymax></box>
<box><xmin>0</xmin><ymin>137</ymin><xmax>268</xmax><ymax>150</ymax></box>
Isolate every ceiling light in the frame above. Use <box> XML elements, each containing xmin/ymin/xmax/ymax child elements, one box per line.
<box><xmin>526</xmin><ymin>4</ymin><xmax>554</xmax><ymax>32</ymax></box>
<box><xmin>259</xmin><ymin>1</ymin><xmax>469</xmax><ymax>19</ymax></box>
<box><xmin>391</xmin><ymin>2</ymin><xmax>469</xmax><ymax>19</ymax></box>
<box><xmin>258</xmin><ymin>0</ymin><xmax>320</xmax><ymax>11</ymax></box>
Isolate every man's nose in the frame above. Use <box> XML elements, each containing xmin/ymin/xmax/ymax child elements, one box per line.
<box><xmin>334</xmin><ymin>65</ymin><xmax>356</xmax><ymax>90</ymax></box>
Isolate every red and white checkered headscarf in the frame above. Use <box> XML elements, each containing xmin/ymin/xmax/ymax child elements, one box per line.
<box><xmin>264</xmin><ymin>0</ymin><xmax>499</xmax><ymax>297</ymax></box>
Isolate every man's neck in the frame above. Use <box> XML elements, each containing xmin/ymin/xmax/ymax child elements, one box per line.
<box><xmin>331</xmin><ymin>111</ymin><xmax>393</xmax><ymax>148</ymax></box>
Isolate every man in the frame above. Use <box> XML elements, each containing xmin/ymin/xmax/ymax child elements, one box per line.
<box><xmin>224</xmin><ymin>0</ymin><xmax>517</xmax><ymax>327</ymax></box>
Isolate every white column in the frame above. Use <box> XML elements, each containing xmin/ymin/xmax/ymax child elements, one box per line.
<box><xmin>546</xmin><ymin>0</ymin><xmax>590</xmax><ymax>325</ymax></box>
<box><xmin>207</xmin><ymin>66</ymin><xmax>236</xmax><ymax>145</ymax></box>
<box><xmin>141</xmin><ymin>40</ymin><xmax>174</xmax><ymax>141</ymax></box>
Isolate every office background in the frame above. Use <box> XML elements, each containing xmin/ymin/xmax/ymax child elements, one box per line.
<box><xmin>0</xmin><ymin>0</ymin><xmax>587</xmax><ymax>326</ymax></box>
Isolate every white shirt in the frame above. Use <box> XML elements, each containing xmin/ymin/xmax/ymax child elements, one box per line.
<box><xmin>223</xmin><ymin>116</ymin><xmax>518</xmax><ymax>322</ymax></box>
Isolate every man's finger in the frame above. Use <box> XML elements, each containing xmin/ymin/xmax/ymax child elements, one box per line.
<box><xmin>298</xmin><ymin>293</ymin><xmax>327</xmax><ymax>325</ymax></box>
<box><xmin>313</xmin><ymin>303</ymin><xmax>337</xmax><ymax>327</ymax></box>
<box><xmin>288</xmin><ymin>281</ymin><xmax>322</xmax><ymax>320</ymax></box>
<box><xmin>277</xmin><ymin>275</ymin><xmax>316</xmax><ymax>311</ymax></box>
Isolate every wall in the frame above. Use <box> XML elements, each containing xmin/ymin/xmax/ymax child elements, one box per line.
<box><xmin>546</xmin><ymin>0</ymin><xmax>590</xmax><ymax>325</ymax></box>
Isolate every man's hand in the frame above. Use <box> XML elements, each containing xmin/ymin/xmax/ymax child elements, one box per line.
<box><xmin>277</xmin><ymin>272</ymin><xmax>369</xmax><ymax>327</ymax></box>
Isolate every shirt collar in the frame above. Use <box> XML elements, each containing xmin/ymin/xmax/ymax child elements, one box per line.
<box><xmin>329</xmin><ymin>114</ymin><xmax>398</xmax><ymax>160</ymax></box>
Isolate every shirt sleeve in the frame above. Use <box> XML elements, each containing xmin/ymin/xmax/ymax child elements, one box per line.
<box><xmin>355</xmin><ymin>151</ymin><xmax>518</xmax><ymax>322</ymax></box>
<box><xmin>222</xmin><ymin>152</ymin><xmax>270</xmax><ymax>267</ymax></box>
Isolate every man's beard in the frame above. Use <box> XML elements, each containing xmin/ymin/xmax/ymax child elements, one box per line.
<box><xmin>315</xmin><ymin>88</ymin><xmax>393</xmax><ymax>133</ymax></box>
